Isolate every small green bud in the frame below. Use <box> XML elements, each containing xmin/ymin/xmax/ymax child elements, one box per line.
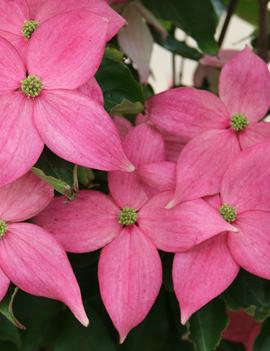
<box><xmin>219</xmin><ymin>204</ymin><xmax>237</xmax><ymax>223</ymax></box>
<box><xmin>119</xmin><ymin>207</ymin><xmax>137</xmax><ymax>226</ymax></box>
<box><xmin>22</xmin><ymin>20</ymin><xmax>39</xmax><ymax>39</ymax></box>
<box><xmin>21</xmin><ymin>75</ymin><xmax>42</xmax><ymax>98</ymax></box>
<box><xmin>231</xmin><ymin>114</ymin><xmax>249</xmax><ymax>132</ymax></box>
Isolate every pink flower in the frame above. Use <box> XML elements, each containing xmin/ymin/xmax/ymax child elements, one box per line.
<box><xmin>147</xmin><ymin>47</ymin><xmax>270</xmax><ymax>206</ymax></box>
<box><xmin>0</xmin><ymin>10</ymin><xmax>134</xmax><ymax>187</ymax></box>
<box><xmin>0</xmin><ymin>0</ymin><xmax>125</xmax><ymax>57</ymax></box>
<box><xmin>112</xmin><ymin>120</ymin><xmax>176</xmax><ymax>195</ymax></box>
<box><xmin>136</xmin><ymin>114</ymin><xmax>186</xmax><ymax>162</ymax></box>
<box><xmin>0</xmin><ymin>171</ymin><xmax>88</xmax><ymax>326</ymax></box>
<box><xmin>194</xmin><ymin>49</ymin><xmax>239</xmax><ymax>89</ymax></box>
<box><xmin>34</xmin><ymin>169</ymin><xmax>234</xmax><ymax>341</ymax></box>
<box><xmin>172</xmin><ymin>142</ymin><xmax>270</xmax><ymax>323</ymax></box>
<box><xmin>200</xmin><ymin>49</ymin><xmax>240</xmax><ymax>68</ymax></box>
<box><xmin>223</xmin><ymin>310</ymin><xmax>261</xmax><ymax>351</ymax></box>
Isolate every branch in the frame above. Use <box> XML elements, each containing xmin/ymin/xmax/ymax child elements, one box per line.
<box><xmin>258</xmin><ymin>0</ymin><xmax>269</xmax><ymax>62</ymax></box>
<box><xmin>218</xmin><ymin>0</ymin><xmax>239</xmax><ymax>47</ymax></box>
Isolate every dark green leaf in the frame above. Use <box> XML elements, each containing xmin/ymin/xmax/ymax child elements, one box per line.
<box><xmin>0</xmin><ymin>341</ymin><xmax>19</xmax><ymax>351</ymax></box>
<box><xmin>223</xmin><ymin>270</ymin><xmax>270</xmax><ymax>321</ymax></box>
<box><xmin>52</xmin><ymin>299</ymin><xmax>116</xmax><ymax>351</ymax></box>
<box><xmin>96</xmin><ymin>59</ymin><xmax>144</xmax><ymax>113</ymax></box>
<box><xmin>253</xmin><ymin>318</ymin><xmax>270</xmax><ymax>351</ymax></box>
<box><xmin>142</xmin><ymin>0</ymin><xmax>218</xmax><ymax>54</ymax></box>
<box><xmin>34</xmin><ymin>149</ymin><xmax>77</xmax><ymax>199</ymax></box>
<box><xmin>151</xmin><ymin>28</ymin><xmax>202</xmax><ymax>60</ymax></box>
<box><xmin>119</xmin><ymin>291</ymin><xmax>169</xmax><ymax>351</ymax></box>
<box><xmin>0</xmin><ymin>316</ymin><xmax>21</xmax><ymax>348</ymax></box>
<box><xmin>188</xmin><ymin>298</ymin><xmax>228</xmax><ymax>351</ymax></box>
<box><xmin>14</xmin><ymin>292</ymin><xmax>63</xmax><ymax>351</ymax></box>
<box><xmin>0</xmin><ymin>287</ymin><xmax>25</xmax><ymax>330</ymax></box>
<box><xmin>217</xmin><ymin>340</ymin><xmax>245</xmax><ymax>351</ymax></box>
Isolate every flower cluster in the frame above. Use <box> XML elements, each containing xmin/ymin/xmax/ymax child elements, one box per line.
<box><xmin>0</xmin><ymin>0</ymin><xmax>270</xmax><ymax>346</ymax></box>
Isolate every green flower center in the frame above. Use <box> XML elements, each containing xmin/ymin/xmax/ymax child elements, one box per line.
<box><xmin>219</xmin><ymin>204</ymin><xmax>237</xmax><ymax>223</ymax></box>
<box><xmin>0</xmin><ymin>220</ymin><xmax>8</xmax><ymax>237</ymax></box>
<box><xmin>119</xmin><ymin>207</ymin><xmax>137</xmax><ymax>226</ymax></box>
<box><xmin>21</xmin><ymin>75</ymin><xmax>42</xmax><ymax>97</ymax></box>
<box><xmin>22</xmin><ymin>20</ymin><xmax>39</xmax><ymax>39</ymax></box>
<box><xmin>231</xmin><ymin>114</ymin><xmax>249</xmax><ymax>132</ymax></box>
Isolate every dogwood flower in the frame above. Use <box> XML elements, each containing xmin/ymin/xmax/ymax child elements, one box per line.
<box><xmin>0</xmin><ymin>171</ymin><xmax>88</xmax><ymax>326</ymax></box>
<box><xmin>172</xmin><ymin>142</ymin><xmax>270</xmax><ymax>323</ymax></box>
<box><xmin>0</xmin><ymin>10</ymin><xmax>134</xmax><ymax>187</ymax></box>
<box><xmin>34</xmin><ymin>172</ymin><xmax>234</xmax><ymax>341</ymax></box>
<box><xmin>147</xmin><ymin>47</ymin><xmax>270</xmax><ymax>206</ymax></box>
<box><xmin>0</xmin><ymin>0</ymin><xmax>125</xmax><ymax>58</ymax></box>
<box><xmin>136</xmin><ymin>113</ymin><xmax>186</xmax><ymax>162</ymax></box>
<box><xmin>111</xmin><ymin>121</ymin><xmax>176</xmax><ymax>196</ymax></box>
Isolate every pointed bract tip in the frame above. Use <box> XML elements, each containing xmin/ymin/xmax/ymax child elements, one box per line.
<box><xmin>165</xmin><ymin>198</ymin><xmax>177</xmax><ymax>209</ymax></box>
<box><xmin>230</xmin><ymin>225</ymin><xmax>239</xmax><ymax>233</ymax></box>
<box><xmin>119</xmin><ymin>334</ymin><xmax>127</xmax><ymax>344</ymax></box>
<box><xmin>180</xmin><ymin>314</ymin><xmax>188</xmax><ymax>325</ymax></box>
<box><xmin>81</xmin><ymin>316</ymin><xmax>90</xmax><ymax>327</ymax></box>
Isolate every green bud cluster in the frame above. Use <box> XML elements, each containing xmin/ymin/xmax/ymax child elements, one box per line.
<box><xmin>22</xmin><ymin>20</ymin><xmax>39</xmax><ymax>39</ymax></box>
<box><xmin>219</xmin><ymin>204</ymin><xmax>237</xmax><ymax>223</ymax></box>
<box><xmin>119</xmin><ymin>207</ymin><xmax>137</xmax><ymax>226</ymax></box>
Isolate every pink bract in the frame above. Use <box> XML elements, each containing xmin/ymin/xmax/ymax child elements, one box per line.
<box><xmin>34</xmin><ymin>174</ymin><xmax>234</xmax><ymax>341</ymax></box>
<box><xmin>0</xmin><ymin>172</ymin><xmax>88</xmax><ymax>326</ymax></box>
<box><xmin>173</xmin><ymin>142</ymin><xmax>270</xmax><ymax>323</ymax></box>
<box><xmin>112</xmin><ymin>121</ymin><xmax>176</xmax><ymax>196</ymax></box>
<box><xmin>0</xmin><ymin>11</ymin><xmax>134</xmax><ymax>187</ymax></box>
<box><xmin>147</xmin><ymin>48</ymin><xmax>270</xmax><ymax>205</ymax></box>
<box><xmin>136</xmin><ymin>114</ymin><xmax>186</xmax><ymax>162</ymax></box>
<box><xmin>223</xmin><ymin>310</ymin><xmax>261</xmax><ymax>351</ymax></box>
<box><xmin>0</xmin><ymin>0</ymin><xmax>125</xmax><ymax>58</ymax></box>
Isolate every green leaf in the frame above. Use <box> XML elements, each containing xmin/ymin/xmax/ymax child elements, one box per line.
<box><xmin>223</xmin><ymin>270</ymin><xmax>270</xmax><ymax>321</ymax></box>
<box><xmin>151</xmin><ymin>28</ymin><xmax>202</xmax><ymax>60</ymax></box>
<box><xmin>33</xmin><ymin>149</ymin><xmax>77</xmax><ymax>199</ymax></box>
<box><xmin>0</xmin><ymin>288</ymin><xmax>25</xmax><ymax>330</ymax></box>
<box><xmin>110</xmin><ymin>99</ymin><xmax>144</xmax><ymax>116</ymax></box>
<box><xmin>96</xmin><ymin>58</ymin><xmax>144</xmax><ymax>113</ymax></box>
<box><xmin>142</xmin><ymin>0</ymin><xmax>219</xmax><ymax>54</ymax></box>
<box><xmin>105</xmin><ymin>47</ymin><xmax>125</xmax><ymax>62</ymax></box>
<box><xmin>77</xmin><ymin>166</ymin><xmax>95</xmax><ymax>189</ymax></box>
<box><xmin>188</xmin><ymin>298</ymin><xmax>228</xmax><ymax>351</ymax></box>
<box><xmin>254</xmin><ymin>318</ymin><xmax>270</xmax><ymax>351</ymax></box>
